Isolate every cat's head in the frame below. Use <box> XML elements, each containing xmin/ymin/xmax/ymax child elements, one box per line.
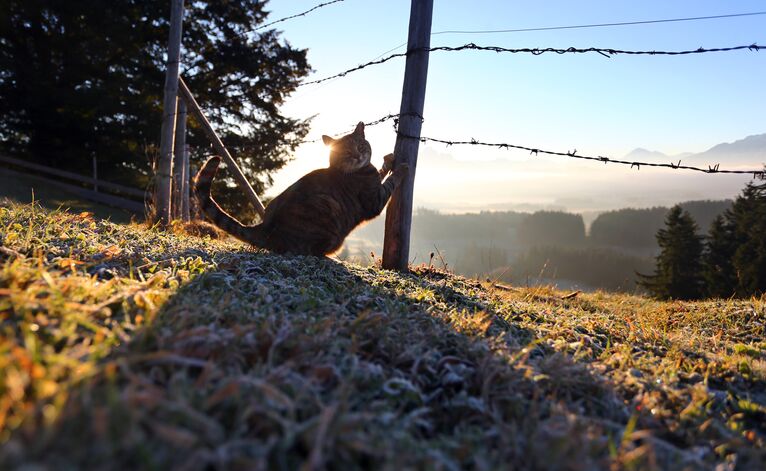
<box><xmin>322</xmin><ymin>122</ymin><xmax>372</xmax><ymax>173</ymax></box>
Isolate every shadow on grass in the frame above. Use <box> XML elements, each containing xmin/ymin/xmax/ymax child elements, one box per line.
<box><xmin>0</xmin><ymin>251</ymin><xmax>742</xmax><ymax>470</ymax></box>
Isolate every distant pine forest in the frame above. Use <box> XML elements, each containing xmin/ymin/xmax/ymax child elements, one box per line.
<box><xmin>342</xmin><ymin>200</ymin><xmax>733</xmax><ymax>293</ymax></box>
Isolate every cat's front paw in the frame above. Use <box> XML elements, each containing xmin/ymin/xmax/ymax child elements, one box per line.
<box><xmin>379</xmin><ymin>153</ymin><xmax>395</xmax><ymax>178</ymax></box>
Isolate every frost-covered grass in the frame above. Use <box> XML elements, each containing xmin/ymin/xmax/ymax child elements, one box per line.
<box><xmin>0</xmin><ymin>202</ymin><xmax>764</xmax><ymax>470</ymax></box>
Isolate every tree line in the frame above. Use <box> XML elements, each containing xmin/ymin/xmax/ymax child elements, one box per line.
<box><xmin>348</xmin><ymin>202</ymin><xmax>736</xmax><ymax>292</ymax></box>
<box><xmin>588</xmin><ymin>200</ymin><xmax>732</xmax><ymax>248</ymax></box>
<box><xmin>355</xmin><ymin>202</ymin><xmax>731</xmax><ymax>251</ymax></box>
<box><xmin>639</xmin><ymin>181</ymin><xmax>766</xmax><ymax>299</ymax></box>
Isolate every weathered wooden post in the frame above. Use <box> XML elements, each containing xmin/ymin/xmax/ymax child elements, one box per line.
<box><xmin>382</xmin><ymin>0</ymin><xmax>433</xmax><ymax>271</ymax></box>
<box><xmin>92</xmin><ymin>155</ymin><xmax>98</xmax><ymax>192</ymax></box>
<box><xmin>172</xmin><ymin>97</ymin><xmax>187</xmax><ymax>219</ymax></box>
<box><xmin>181</xmin><ymin>144</ymin><xmax>191</xmax><ymax>221</ymax></box>
<box><xmin>155</xmin><ymin>0</ymin><xmax>185</xmax><ymax>225</ymax></box>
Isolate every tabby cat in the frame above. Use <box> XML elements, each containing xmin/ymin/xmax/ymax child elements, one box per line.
<box><xmin>193</xmin><ymin>122</ymin><xmax>408</xmax><ymax>256</ymax></box>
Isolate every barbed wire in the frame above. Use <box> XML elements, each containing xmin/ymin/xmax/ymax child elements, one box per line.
<box><xmin>293</xmin><ymin>112</ymin><xmax>765</xmax><ymax>178</ymax></box>
<box><xmin>298</xmin><ymin>112</ymin><xmax>421</xmax><ymax>144</ymax></box>
<box><xmin>301</xmin><ymin>43</ymin><xmax>764</xmax><ymax>86</ymax></box>
<box><xmin>394</xmin><ymin>130</ymin><xmax>766</xmax><ymax>178</ymax></box>
<box><xmin>244</xmin><ymin>6</ymin><xmax>764</xmax><ymax>179</ymax></box>
<box><xmin>184</xmin><ymin>0</ymin><xmax>346</xmax><ymax>78</ymax></box>
<box><xmin>254</xmin><ymin>0</ymin><xmax>345</xmax><ymax>32</ymax></box>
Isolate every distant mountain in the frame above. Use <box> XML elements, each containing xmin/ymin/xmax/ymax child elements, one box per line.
<box><xmin>624</xmin><ymin>148</ymin><xmax>694</xmax><ymax>161</ymax></box>
<box><xmin>624</xmin><ymin>133</ymin><xmax>766</xmax><ymax>168</ymax></box>
<box><xmin>624</xmin><ymin>148</ymin><xmax>668</xmax><ymax>160</ymax></box>
<box><xmin>694</xmin><ymin>134</ymin><xmax>766</xmax><ymax>166</ymax></box>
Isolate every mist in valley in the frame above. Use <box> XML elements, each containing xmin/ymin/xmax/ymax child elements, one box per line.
<box><xmin>339</xmin><ymin>199</ymin><xmax>733</xmax><ymax>292</ymax></box>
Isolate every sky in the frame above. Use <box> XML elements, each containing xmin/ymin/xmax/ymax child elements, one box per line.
<box><xmin>261</xmin><ymin>0</ymin><xmax>766</xmax><ymax>212</ymax></box>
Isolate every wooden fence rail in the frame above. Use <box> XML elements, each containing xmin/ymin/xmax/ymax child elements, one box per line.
<box><xmin>0</xmin><ymin>166</ymin><xmax>144</xmax><ymax>213</ymax></box>
<box><xmin>0</xmin><ymin>155</ymin><xmax>145</xmax><ymax>199</ymax></box>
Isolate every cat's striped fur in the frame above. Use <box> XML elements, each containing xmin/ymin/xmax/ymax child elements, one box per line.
<box><xmin>193</xmin><ymin>122</ymin><xmax>407</xmax><ymax>256</ymax></box>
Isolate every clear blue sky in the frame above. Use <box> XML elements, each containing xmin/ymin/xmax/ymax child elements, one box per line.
<box><xmin>261</xmin><ymin>0</ymin><xmax>766</xmax><ymax>211</ymax></box>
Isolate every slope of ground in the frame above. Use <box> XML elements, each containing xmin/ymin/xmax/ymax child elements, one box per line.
<box><xmin>0</xmin><ymin>203</ymin><xmax>764</xmax><ymax>470</ymax></box>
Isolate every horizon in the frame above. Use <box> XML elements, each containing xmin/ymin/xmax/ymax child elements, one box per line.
<box><xmin>262</xmin><ymin>0</ymin><xmax>766</xmax><ymax>213</ymax></box>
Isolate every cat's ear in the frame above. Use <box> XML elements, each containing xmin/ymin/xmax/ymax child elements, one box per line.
<box><xmin>354</xmin><ymin>121</ymin><xmax>365</xmax><ymax>137</ymax></box>
<box><xmin>322</xmin><ymin>135</ymin><xmax>335</xmax><ymax>146</ymax></box>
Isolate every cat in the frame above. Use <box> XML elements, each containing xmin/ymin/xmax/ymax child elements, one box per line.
<box><xmin>193</xmin><ymin>121</ymin><xmax>408</xmax><ymax>256</ymax></box>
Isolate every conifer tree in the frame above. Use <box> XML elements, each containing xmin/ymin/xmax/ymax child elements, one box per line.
<box><xmin>702</xmin><ymin>214</ymin><xmax>737</xmax><ymax>298</ymax></box>
<box><xmin>730</xmin><ymin>182</ymin><xmax>766</xmax><ymax>296</ymax></box>
<box><xmin>638</xmin><ymin>205</ymin><xmax>704</xmax><ymax>300</ymax></box>
<box><xmin>1</xmin><ymin>0</ymin><xmax>310</xmax><ymax>218</ymax></box>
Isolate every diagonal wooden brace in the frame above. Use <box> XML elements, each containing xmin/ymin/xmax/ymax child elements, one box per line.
<box><xmin>177</xmin><ymin>76</ymin><xmax>266</xmax><ymax>218</ymax></box>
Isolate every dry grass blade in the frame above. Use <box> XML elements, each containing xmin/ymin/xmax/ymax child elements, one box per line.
<box><xmin>561</xmin><ymin>290</ymin><xmax>582</xmax><ymax>299</ymax></box>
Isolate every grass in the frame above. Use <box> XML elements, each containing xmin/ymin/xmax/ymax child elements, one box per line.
<box><xmin>0</xmin><ymin>202</ymin><xmax>764</xmax><ymax>470</ymax></box>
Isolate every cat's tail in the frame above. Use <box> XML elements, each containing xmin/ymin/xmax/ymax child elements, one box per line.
<box><xmin>193</xmin><ymin>156</ymin><xmax>267</xmax><ymax>246</ymax></box>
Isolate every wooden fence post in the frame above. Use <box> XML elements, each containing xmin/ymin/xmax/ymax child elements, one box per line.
<box><xmin>177</xmin><ymin>77</ymin><xmax>266</xmax><ymax>218</ymax></box>
<box><xmin>382</xmin><ymin>0</ymin><xmax>433</xmax><ymax>271</ymax></box>
<box><xmin>155</xmin><ymin>0</ymin><xmax>185</xmax><ymax>225</ymax></box>
<box><xmin>181</xmin><ymin>144</ymin><xmax>191</xmax><ymax>221</ymax></box>
<box><xmin>172</xmin><ymin>97</ymin><xmax>187</xmax><ymax>219</ymax></box>
<box><xmin>92</xmin><ymin>155</ymin><xmax>98</xmax><ymax>192</ymax></box>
